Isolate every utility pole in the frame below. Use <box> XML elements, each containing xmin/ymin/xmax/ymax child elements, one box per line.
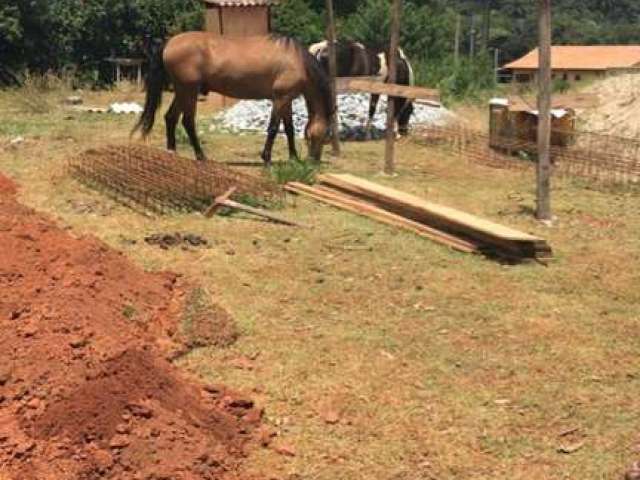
<box><xmin>536</xmin><ymin>0</ymin><xmax>552</xmax><ymax>221</ymax></box>
<box><xmin>325</xmin><ymin>0</ymin><xmax>340</xmax><ymax>157</ymax></box>
<box><xmin>454</xmin><ymin>14</ymin><xmax>461</xmax><ymax>65</ymax></box>
<box><xmin>384</xmin><ymin>0</ymin><xmax>402</xmax><ymax>175</ymax></box>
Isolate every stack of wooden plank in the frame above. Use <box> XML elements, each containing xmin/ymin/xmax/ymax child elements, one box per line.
<box><xmin>285</xmin><ymin>173</ymin><xmax>552</xmax><ymax>261</ymax></box>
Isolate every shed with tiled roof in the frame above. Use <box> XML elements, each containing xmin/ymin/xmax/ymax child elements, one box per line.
<box><xmin>503</xmin><ymin>45</ymin><xmax>640</xmax><ymax>83</ymax></box>
<box><xmin>202</xmin><ymin>0</ymin><xmax>280</xmax><ymax>37</ymax></box>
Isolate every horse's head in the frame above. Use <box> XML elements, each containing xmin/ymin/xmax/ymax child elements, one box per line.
<box><xmin>305</xmin><ymin>116</ymin><xmax>329</xmax><ymax>162</ymax></box>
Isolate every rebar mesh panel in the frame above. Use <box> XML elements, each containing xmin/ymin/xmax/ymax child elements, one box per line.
<box><xmin>67</xmin><ymin>145</ymin><xmax>282</xmax><ymax>214</ymax></box>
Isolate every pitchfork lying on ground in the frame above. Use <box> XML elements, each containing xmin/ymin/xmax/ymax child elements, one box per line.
<box><xmin>205</xmin><ymin>187</ymin><xmax>304</xmax><ymax>227</ymax></box>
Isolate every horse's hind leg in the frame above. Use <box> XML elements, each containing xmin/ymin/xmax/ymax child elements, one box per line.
<box><xmin>366</xmin><ymin>94</ymin><xmax>380</xmax><ymax>139</ymax></box>
<box><xmin>164</xmin><ymin>97</ymin><xmax>181</xmax><ymax>152</ymax></box>
<box><xmin>261</xmin><ymin>108</ymin><xmax>280</xmax><ymax>166</ymax></box>
<box><xmin>261</xmin><ymin>96</ymin><xmax>296</xmax><ymax>166</ymax></box>
<box><xmin>177</xmin><ymin>85</ymin><xmax>206</xmax><ymax>161</ymax></box>
<box><xmin>282</xmin><ymin>103</ymin><xmax>299</xmax><ymax>161</ymax></box>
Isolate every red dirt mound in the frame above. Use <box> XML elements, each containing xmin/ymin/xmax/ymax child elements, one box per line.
<box><xmin>0</xmin><ymin>174</ymin><xmax>262</xmax><ymax>479</ymax></box>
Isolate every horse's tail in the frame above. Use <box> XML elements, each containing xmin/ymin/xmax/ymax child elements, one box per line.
<box><xmin>301</xmin><ymin>47</ymin><xmax>334</xmax><ymax>118</ymax></box>
<box><xmin>132</xmin><ymin>39</ymin><xmax>167</xmax><ymax>137</ymax></box>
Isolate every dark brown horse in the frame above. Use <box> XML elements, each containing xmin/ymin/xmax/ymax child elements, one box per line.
<box><xmin>309</xmin><ymin>39</ymin><xmax>415</xmax><ymax>136</ymax></box>
<box><xmin>133</xmin><ymin>33</ymin><xmax>333</xmax><ymax>165</ymax></box>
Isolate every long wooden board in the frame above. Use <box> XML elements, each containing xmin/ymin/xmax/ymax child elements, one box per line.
<box><xmin>285</xmin><ymin>182</ymin><xmax>478</xmax><ymax>253</ymax></box>
<box><xmin>335</xmin><ymin>76</ymin><xmax>382</xmax><ymax>93</ymax></box>
<box><xmin>318</xmin><ymin>174</ymin><xmax>552</xmax><ymax>260</ymax></box>
<box><xmin>336</xmin><ymin>78</ymin><xmax>441</xmax><ymax>102</ymax></box>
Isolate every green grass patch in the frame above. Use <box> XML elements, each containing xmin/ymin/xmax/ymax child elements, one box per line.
<box><xmin>269</xmin><ymin>157</ymin><xmax>319</xmax><ymax>185</ymax></box>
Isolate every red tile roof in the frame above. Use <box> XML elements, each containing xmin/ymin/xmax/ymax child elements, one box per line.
<box><xmin>504</xmin><ymin>45</ymin><xmax>640</xmax><ymax>71</ymax></box>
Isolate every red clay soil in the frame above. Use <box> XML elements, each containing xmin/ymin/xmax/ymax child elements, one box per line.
<box><xmin>0</xmin><ymin>174</ymin><xmax>263</xmax><ymax>479</ymax></box>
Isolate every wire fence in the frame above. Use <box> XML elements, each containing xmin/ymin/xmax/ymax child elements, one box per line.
<box><xmin>415</xmin><ymin>125</ymin><xmax>640</xmax><ymax>188</ymax></box>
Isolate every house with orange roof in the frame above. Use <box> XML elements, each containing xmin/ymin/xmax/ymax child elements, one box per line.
<box><xmin>503</xmin><ymin>45</ymin><xmax>640</xmax><ymax>83</ymax></box>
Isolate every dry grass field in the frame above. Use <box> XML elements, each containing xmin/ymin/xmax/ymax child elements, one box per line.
<box><xmin>1</xmin><ymin>84</ymin><xmax>639</xmax><ymax>480</ymax></box>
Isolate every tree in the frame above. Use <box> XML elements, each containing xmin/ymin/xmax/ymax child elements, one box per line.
<box><xmin>272</xmin><ymin>0</ymin><xmax>323</xmax><ymax>44</ymax></box>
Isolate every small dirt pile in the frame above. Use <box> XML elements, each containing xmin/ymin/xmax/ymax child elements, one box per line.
<box><xmin>0</xmin><ymin>175</ymin><xmax>262</xmax><ymax>480</ymax></box>
<box><xmin>580</xmin><ymin>74</ymin><xmax>640</xmax><ymax>138</ymax></box>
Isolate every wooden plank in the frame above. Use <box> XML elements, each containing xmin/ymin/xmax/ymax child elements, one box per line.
<box><xmin>335</xmin><ymin>76</ymin><xmax>383</xmax><ymax>93</ymax></box>
<box><xmin>344</xmin><ymin>79</ymin><xmax>440</xmax><ymax>102</ymax></box>
<box><xmin>285</xmin><ymin>182</ymin><xmax>479</xmax><ymax>254</ymax></box>
<box><xmin>318</xmin><ymin>173</ymin><xmax>552</xmax><ymax>259</ymax></box>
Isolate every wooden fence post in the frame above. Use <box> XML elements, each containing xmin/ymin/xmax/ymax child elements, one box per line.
<box><xmin>384</xmin><ymin>0</ymin><xmax>402</xmax><ymax>175</ymax></box>
<box><xmin>536</xmin><ymin>0</ymin><xmax>552</xmax><ymax>221</ymax></box>
<box><xmin>325</xmin><ymin>0</ymin><xmax>341</xmax><ymax>158</ymax></box>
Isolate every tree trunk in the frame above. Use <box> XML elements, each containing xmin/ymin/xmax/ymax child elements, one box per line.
<box><xmin>454</xmin><ymin>14</ymin><xmax>461</xmax><ymax>65</ymax></box>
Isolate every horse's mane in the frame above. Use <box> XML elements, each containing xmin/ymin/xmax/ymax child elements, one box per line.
<box><xmin>271</xmin><ymin>35</ymin><xmax>334</xmax><ymax>118</ymax></box>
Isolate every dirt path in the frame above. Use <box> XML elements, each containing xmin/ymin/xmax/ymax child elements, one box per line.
<box><xmin>0</xmin><ymin>174</ymin><xmax>262</xmax><ymax>479</ymax></box>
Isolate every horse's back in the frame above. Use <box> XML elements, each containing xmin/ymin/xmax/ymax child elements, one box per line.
<box><xmin>164</xmin><ymin>32</ymin><xmax>307</xmax><ymax>100</ymax></box>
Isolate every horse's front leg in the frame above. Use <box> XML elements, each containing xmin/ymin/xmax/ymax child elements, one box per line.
<box><xmin>396</xmin><ymin>98</ymin><xmax>414</xmax><ymax>137</ymax></box>
<box><xmin>366</xmin><ymin>94</ymin><xmax>380</xmax><ymax>140</ymax></box>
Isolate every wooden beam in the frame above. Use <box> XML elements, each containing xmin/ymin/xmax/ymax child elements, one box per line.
<box><xmin>319</xmin><ymin>173</ymin><xmax>553</xmax><ymax>260</ymax></box>
<box><xmin>339</xmin><ymin>79</ymin><xmax>440</xmax><ymax>101</ymax></box>
<box><xmin>536</xmin><ymin>0</ymin><xmax>552</xmax><ymax>221</ymax></box>
<box><xmin>285</xmin><ymin>182</ymin><xmax>478</xmax><ymax>253</ymax></box>
<box><xmin>325</xmin><ymin>0</ymin><xmax>340</xmax><ymax>157</ymax></box>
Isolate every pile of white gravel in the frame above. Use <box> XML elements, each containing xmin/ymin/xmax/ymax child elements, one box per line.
<box><xmin>209</xmin><ymin>93</ymin><xmax>453</xmax><ymax>140</ymax></box>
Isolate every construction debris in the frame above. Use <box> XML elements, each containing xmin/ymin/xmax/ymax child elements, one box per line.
<box><xmin>67</xmin><ymin>145</ymin><xmax>282</xmax><ymax>214</ymax></box>
<box><xmin>210</xmin><ymin>93</ymin><xmax>454</xmax><ymax>140</ymax></box>
<box><xmin>287</xmin><ymin>174</ymin><xmax>552</xmax><ymax>262</ymax></box>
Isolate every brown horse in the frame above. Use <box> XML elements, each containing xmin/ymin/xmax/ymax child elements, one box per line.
<box><xmin>133</xmin><ymin>32</ymin><xmax>332</xmax><ymax>165</ymax></box>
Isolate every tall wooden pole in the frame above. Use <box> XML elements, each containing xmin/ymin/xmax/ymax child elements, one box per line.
<box><xmin>384</xmin><ymin>0</ymin><xmax>402</xmax><ymax>175</ymax></box>
<box><xmin>325</xmin><ymin>0</ymin><xmax>340</xmax><ymax>157</ymax></box>
<box><xmin>454</xmin><ymin>14</ymin><xmax>461</xmax><ymax>65</ymax></box>
<box><xmin>536</xmin><ymin>0</ymin><xmax>552</xmax><ymax>221</ymax></box>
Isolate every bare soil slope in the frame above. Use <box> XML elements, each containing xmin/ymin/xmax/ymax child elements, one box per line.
<box><xmin>579</xmin><ymin>73</ymin><xmax>640</xmax><ymax>137</ymax></box>
<box><xmin>0</xmin><ymin>174</ymin><xmax>261</xmax><ymax>479</ymax></box>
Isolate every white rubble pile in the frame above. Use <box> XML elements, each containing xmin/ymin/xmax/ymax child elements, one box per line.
<box><xmin>209</xmin><ymin>93</ymin><xmax>453</xmax><ymax>140</ymax></box>
<box><xmin>108</xmin><ymin>102</ymin><xmax>143</xmax><ymax>114</ymax></box>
